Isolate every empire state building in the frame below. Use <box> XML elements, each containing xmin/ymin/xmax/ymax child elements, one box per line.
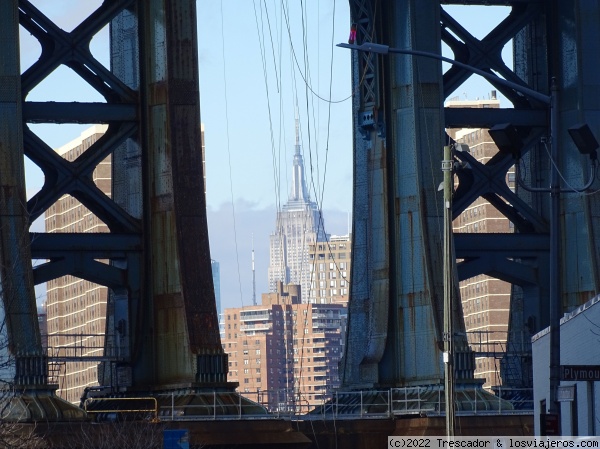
<box><xmin>268</xmin><ymin>122</ymin><xmax>327</xmax><ymax>301</ymax></box>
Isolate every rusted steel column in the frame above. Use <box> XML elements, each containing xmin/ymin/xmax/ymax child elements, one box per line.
<box><xmin>0</xmin><ymin>0</ymin><xmax>46</xmax><ymax>386</ymax></box>
<box><xmin>141</xmin><ymin>0</ymin><xmax>226</xmax><ymax>386</ymax></box>
<box><xmin>342</xmin><ymin>0</ymin><xmax>390</xmax><ymax>389</ymax></box>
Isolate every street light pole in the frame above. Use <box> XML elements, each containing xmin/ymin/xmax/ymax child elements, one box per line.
<box><xmin>548</xmin><ymin>78</ymin><xmax>561</xmax><ymax>432</ymax></box>
<box><xmin>442</xmin><ymin>144</ymin><xmax>455</xmax><ymax>437</ymax></box>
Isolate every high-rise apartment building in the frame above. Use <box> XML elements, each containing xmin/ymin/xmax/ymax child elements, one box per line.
<box><xmin>223</xmin><ymin>282</ymin><xmax>346</xmax><ymax>412</ymax></box>
<box><xmin>45</xmin><ymin>124</ymin><xmax>110</xmax><ymax>403</ymax></box>
<box><xmin>447</xmin><ymin>92</ymin><xmax>514</xmax><ymax>388</ymax></box>
<box><xmin>268</xmin><ymin>122</ymin><xmax>328</xmax><ymax>301</ymax></box>
<box><xmin>307</xmin><ymin>234</ymin><xmax>352</xmax><ymax>304</ymax></box>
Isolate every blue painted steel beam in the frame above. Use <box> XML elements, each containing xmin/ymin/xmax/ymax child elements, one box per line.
<box><xmin>33</xmin><ymin>258</ymin><xmax>127</xmax><ymax>290</ymax></box>
<box><xmin>30</xmin><ymin>233</ymin><xmax>141</xmax><ymax>255</ymax></box>
<box><xmin>445</xmin><ymin>108</ymin><xmax>547</xmax><ymax>129</ymax></box>
<box><xmin>23</xmin><ymin>102</ymin><xmax>137</xmax><ymax>123</ymax></box>
<box><xmin>452</xmin><ymin>138</ymin><xmax>549</xmax><ymax>232</ymax></box>
<box><xmin>458</xmin><ymin>257</ymin><xmax>538</xmax><ymax>286</ymax></box>
<box><xmin>24</xmin><ymin>124</ymin><xmax>141</xmax><ymax>230</ymax></box>
<box><xmin>441</xmin><ymin>4</ymin><xmax>545</xmax><ymax>108</ymax></box>
<box><xmin>19</xmin><ymin>0</ymin><xmax>136</xmax><ymax>101</ymax></box>
<box><xmin>454</xmin><ymin>233</ymin><xmax>549</xmax><ymax>256</ymax></box>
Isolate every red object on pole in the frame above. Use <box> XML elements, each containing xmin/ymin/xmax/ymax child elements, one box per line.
<box><xmin>348</xmin><ymin>23</ymin><xmax>357</xmax><ymax>44</ymax></box>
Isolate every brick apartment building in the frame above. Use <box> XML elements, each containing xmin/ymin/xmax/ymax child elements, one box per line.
<box><xmin>223</xmin><ymin>283</ymin><xmax>346</xmax><ymax>412</ymax></box>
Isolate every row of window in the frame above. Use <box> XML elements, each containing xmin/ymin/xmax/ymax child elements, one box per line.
<box><xmin>310</xmin><ymin>280</ymin><xmax>348</xmax><ymax>288</ymax></box>
<box><xmin>310</xmin><ymin>262</ymin><xmax>348</xmax><ymax>271</ymax></box>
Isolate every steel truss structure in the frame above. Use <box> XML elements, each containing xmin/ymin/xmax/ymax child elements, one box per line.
<box><xmin>0</xmin><ymin>0</ymin><xmax>227</xmax><ymax>397</ymax></box>
<box><xmin>342</xmin><ymin>0</ymin><xmax>600</xmax><ymax>389</ymax></box>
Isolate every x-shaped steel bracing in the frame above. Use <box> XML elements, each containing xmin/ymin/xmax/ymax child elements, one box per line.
<box><xmin>19</xmin><ymin>0</ymin><xmax>141</xmax><ymax>288</ymax></box>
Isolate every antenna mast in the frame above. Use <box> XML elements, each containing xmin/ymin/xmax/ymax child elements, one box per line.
<box><xmin>252</xmin><ymin>234</ymin><xmax>257</xmax><ymax>306</ymax></box>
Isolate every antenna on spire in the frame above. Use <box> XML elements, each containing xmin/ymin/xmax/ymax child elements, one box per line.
<box><xmin>294</xmin><ymin>108</ymin><xmax>301</xmax><ymax>154</ymax></box>
<box><xmin>252</xmin><ymin>234</ymin><xmax>257</xmax><ymax>306</ymax></box>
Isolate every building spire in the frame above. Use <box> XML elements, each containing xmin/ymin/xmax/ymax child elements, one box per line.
<box><xmin>295</xmin><ymin>114</ymin><xmax>300</xmax><ymax>153</ymax></box>
<box><xmin>290</xmin><ymin>115</ymin><xmax>309</xmax><ymax>202</ymax></box>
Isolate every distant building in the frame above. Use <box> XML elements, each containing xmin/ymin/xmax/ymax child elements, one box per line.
<box><xmin>268</xmin><ymin>121</ymin><xmax>328</xmax><ymax>301</ymax></box>
<box><xmin>223</xmin><ymin>282</ymin><xmax>346</xmax><ymax>412</ymax></box>
<box><xmin>45</xmin><ymin>124</ymin><xmax>109</xmax><ymax>403</ymax></box>
<box><xmin>212</xmin><ymin>259</ymin><xmax>225</xmax><ymax>339</ymax></box>
<box><xmin>446</xmin><ymin>92</ymin><xmax>515</xmax><ymax>389</ymax></box>
<box><xmin>307</xmin><ymin>234</ymin><xmax>352</xmax><ymax>304</ymax></box>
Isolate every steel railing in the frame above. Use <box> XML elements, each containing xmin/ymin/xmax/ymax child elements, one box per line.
<box><xmin>147</xmin><ymin>386</ymin><xmax>533</xmax><ymax>421</ymax></box>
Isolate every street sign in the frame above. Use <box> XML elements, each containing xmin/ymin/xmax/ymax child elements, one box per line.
<box><xmin>556</xmin><ymin>385</ymin><xmax>575</xmax><ymax>402</ymax></box>
<box><xmin>560</xmin><ymin>365</ymin><xmax>600</xmax><ymax>381</ymax></box>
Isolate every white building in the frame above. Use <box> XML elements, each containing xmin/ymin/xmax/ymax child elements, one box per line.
<box><xmin>532</xmin><ymin>294</ymin><xmax>600</xmax><ymax>436</ymax></box>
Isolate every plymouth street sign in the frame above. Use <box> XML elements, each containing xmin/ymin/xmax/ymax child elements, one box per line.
<box><xmin>560</xmin><ymin>365</ymin><xmax>600</xmax><ymax>381</ymax></box>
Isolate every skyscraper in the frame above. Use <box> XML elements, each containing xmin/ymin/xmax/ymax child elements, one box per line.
<box><xmin>268</xmin><ymin>121</ymin><xmax>327</xmax><ymax>301</ymax></box>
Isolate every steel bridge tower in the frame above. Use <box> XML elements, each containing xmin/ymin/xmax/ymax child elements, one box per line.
<box><xmin>0</xmin><ymin>0</ymin><xmax>247</xmax><ymax>419</ymax></box>
<box><xmin>342</xmin><ymin>0</ymin><xmax>600</xmax><ymax>392</ymax></box>
<box><xmin>1</xmin><ymin>0</ymin><xmax>600</xmax><ymax>422</ymax></box>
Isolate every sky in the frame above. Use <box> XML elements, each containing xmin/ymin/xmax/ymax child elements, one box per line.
<box><xmin>21</xmin><ymin>1</ymin><xmax>512</xmax><ymax>310</ymax></box>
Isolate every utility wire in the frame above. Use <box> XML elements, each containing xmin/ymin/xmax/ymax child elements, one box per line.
<box><xmin>220</xmin><ymin>1</ymin><xmax>244</xmax><ymax>307</ymax></box>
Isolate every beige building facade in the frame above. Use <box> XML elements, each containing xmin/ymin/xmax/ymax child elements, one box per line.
<box><xmin>45</xmin><ymin>125</ymin><xmax>110</xmax><ymax>403</ymax></box>
<box><xmin>307</xmin><ymin>234</ymin><xmax>351</xmax><ymax>304</ymax></box>
<box><xmin>447</xmin><ymin>93</ymin><xmax>515</xmax><ymax>388</ymax></box>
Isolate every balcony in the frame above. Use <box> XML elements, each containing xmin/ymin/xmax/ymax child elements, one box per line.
<box><xmin>240</xmin><ymin>311</ymin><xmax>272</xmax><ymax>322</ymax></box>
<box><xmin>240</xmin><ymin>323</ymin><xmax>272</xmax><ymax>332</ymax></box>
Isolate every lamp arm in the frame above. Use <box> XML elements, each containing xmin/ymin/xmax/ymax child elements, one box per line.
<box><xmin>516</xmin><ymin>158</ymin><xmax>598</xmax><ymax>193</ymax></box>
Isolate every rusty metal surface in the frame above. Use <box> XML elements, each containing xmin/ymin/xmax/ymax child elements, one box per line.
<box><xmin>344</xmin><ymin>0</ymin><xmax>472</xmax><ymax>388</ymax></box>
<box><xmin>0</xmin><ymin>1</ymin><xmax>44</xmax><ymax>368</ymax></box>
<box><xmin>142</xmin><ymin>0</ymin><xmax>222</xmax><ymax>385</ymax></box>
